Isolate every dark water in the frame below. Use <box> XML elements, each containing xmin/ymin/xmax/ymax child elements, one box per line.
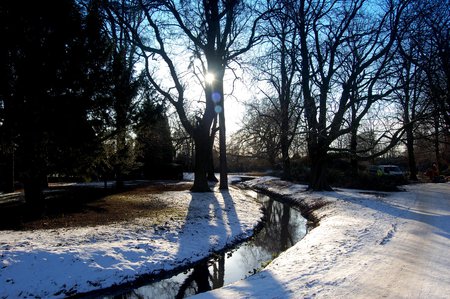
<box><xmin>101</xmin><ymin>194</ymin><xmax>307</xmax><ymax>299</ymax></box>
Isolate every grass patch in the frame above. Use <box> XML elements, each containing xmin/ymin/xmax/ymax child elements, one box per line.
<box><xmin>0</xmin><ymin>182</ymin><xmax>192</xmax><ymax>231</ymax></box>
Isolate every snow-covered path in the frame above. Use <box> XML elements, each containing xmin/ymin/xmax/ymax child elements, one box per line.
<box><xmin>338</xmin><ymin>183</ymin><xmax>450</xmax><ymax>299</ymax></box>
<box><xmin>314</xmin><ymin>184</ymin><xmax>450</xmax><ymax>298</ymax></box>
<box><xmin>195</xmin><ymin>179</ymin><xmax>450</xmax><ymax>299</ymax></box>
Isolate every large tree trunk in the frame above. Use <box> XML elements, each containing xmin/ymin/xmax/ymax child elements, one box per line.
<box><xmin>1</xmin><ymin>152</ymin><xmax>15</xmax><ymax>193</ymax></box>
<box><xmin>22</xmin><ymin>129</ymin><xmax>46</xmax><ymax>214</ymax></box>
<box><xmin>281</xmin><ymin>143</ymin><xmax>291</xmax><ymax>180</ymax></box>
<box><xmin>405</xmin><ymin>123</ymin><xmax>418</xmax><ymax>181</ymax></box>
<box><xmin>308</xmin><ymin>144</ymin><xmax>332</xmax><ymax>191</ymax></box>
<box><xmin>207</xmin><ymin>135</ymin><xmax>218</xmax><ymax>182</ymax></box>
<box><xmin>211</xmin><ymin>72</ymin><xmax>227</xmax><ymax>190</ymax></box>
<box><xmin>23</xmin><ymin>175</ymin><xmax>45</xmax><ymax>216</ymax></box>
<box><xmin>218</xmin><ymin>100</ymin><xmax>228</xmax><ymax>190</ymax></box>
<box><xmin>280</xmin><ymin>99</ymin><xmax>291</xmax><ymax>180</ymax></box>
<box><xmin>115</xmin><ymin>129</ymin><xmax>127</xmax><ymax>189</ymax></box>
<box><xmin>350</xmin><ymin>102</ymin><xmax>358</xmax><ymax>179</ymax></box>
<box><xmin>350</xmin><ymin>129</ymin><xmax>358</xmax><ymax>178</ymax></box>
<box><xmin>279</xmin><ymin>30</ymin><xmax>291</xmax><ymax>181</ymax></box>
<box><xmin>22</xmin><ymin>132</ymin><xmax>46</xmax><ymax>212</ymax></box>
<box><xmin>207</xmin><ymin>116</ymin><xmax>218</xmax><ymax>182</ymax></box>
<box><xmin>433</xmin><ymin>107</ymin><xmax>441</xmax><ymax>167</ymax></box>
<box><xmin>191</xmin><ymin>128</ymin><xmax>212</xmax><ymax>192</ymax></box>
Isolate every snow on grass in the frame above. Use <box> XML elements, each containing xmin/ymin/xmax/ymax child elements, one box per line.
<box><xmin>0</xmin><ymin>187</ymin><xmax>263</xmax><ymax>298</ymax></box>
<box><xmin>2</xmin><ymin>177</ymin><xmax>449</xmax><ymax>299</ymax></box>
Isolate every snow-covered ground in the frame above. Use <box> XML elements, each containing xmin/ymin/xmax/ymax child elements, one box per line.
<box><xmin>0</xmin><ymin>186</ymin><xmax>263</xmax><ymax>298</ymax></box>
<box><xmin>1</xmin><ymin>177</ymin><xmax>449</xmax><ymax>298</ymax></box>
<box><xmin>195</xmin><ymin>177</ymin><xmax>450</xmax><ymax>299</ymax></box>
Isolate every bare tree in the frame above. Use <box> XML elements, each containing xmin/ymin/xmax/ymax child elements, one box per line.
<box><xmin>110</xmin><ymin>0</ymin><xmax>267</xmax><ymax>191</ymax></box>
<box><xmin>398</xmin><ymin>0</ymin><xmax>449</xmax><ymax>169</ymax></box>
<box><xmin>393</xmin><ymin>43</ymin><xmax>429</xmax><ymax>180</ymax></box>
<box><xmin>252</xmin><ymin>0</ymin><xmax>303</xmax><ymax>179</ymax></box>
<box><xmin>291</xmin><ymin>0</ymin><xmax>409</xmax><ymax>190</ymax></box>
<box><xmin>238</xmin><ymin>99</ymin><xmax>282</xmax><ymax>167</ymax></box>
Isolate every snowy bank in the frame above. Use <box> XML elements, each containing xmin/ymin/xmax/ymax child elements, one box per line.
<box><xmin>2</xmin><ymin>177</ymin><xmax>449</xmax><ymax>299</ymax></box>
<box><xmin>0</xmin><ymin>187</ymin><xmax>263</xmax><ymax>298</ymax></box>
<box><xmin>194</xmin><ymin>177</ymin><xmax>450</xmax><ymax>299</ymax></box>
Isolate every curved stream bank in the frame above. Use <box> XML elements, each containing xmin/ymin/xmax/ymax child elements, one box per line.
<box><xmin>94</xmin><ymin>193</ymin><xmax>307</xmax><ymax>299</ymax></box>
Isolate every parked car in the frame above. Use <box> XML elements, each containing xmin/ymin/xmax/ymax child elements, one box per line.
<box><xmin>368</xmin><ymin>165</ymin><xmax>404</xmax><ymax>177</ymax></box>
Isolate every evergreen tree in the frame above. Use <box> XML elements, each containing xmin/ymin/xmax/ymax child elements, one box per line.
<box><xmin>0</xmin><ymin>0</ymin><xmax>110</xmax><ymax>210</ymax></box>
<box><xmin>134</xmin><ymin>94</ymin><xmax>175</xmax><ymax>180</ymax></box>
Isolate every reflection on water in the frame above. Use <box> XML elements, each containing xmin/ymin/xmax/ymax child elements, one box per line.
<box><xmin>103</xmin><ymin>194</ymin><xmax>307</xmax><ymax>299</ymax></box>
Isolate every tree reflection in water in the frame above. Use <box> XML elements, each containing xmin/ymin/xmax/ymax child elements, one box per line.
<box><xmin>175</xmin><ymin>263</ymin><xmax>211</xmax><ymax>299</ymax></box>
<box><xmin>104</xmin><ymin>194</ymin><xmax>306</xmax><ymax>299</ymax></box>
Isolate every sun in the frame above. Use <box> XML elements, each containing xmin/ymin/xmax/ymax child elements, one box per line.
<box><xmin>204</xmin><ymin>72</ymin><xmax>215</xmax><ymax>84</ymax></box>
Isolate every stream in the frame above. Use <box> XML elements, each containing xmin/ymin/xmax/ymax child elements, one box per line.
<box><xmin>98</xmin><ymin>193</ymin><xmax>307</xmax><ymax>299</ymax></box>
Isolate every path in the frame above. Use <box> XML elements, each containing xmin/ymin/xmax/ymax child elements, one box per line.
<box><xmin>351</xmin><ymin>183</ymin><xmax>450</xmax><ymax>298</ymax></box>
<box><xmin>309</xmin><ymin>183</ymin><xmax>450</xmax><ymax>299</ymax></box>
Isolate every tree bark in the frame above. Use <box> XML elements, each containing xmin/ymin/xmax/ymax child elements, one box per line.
<box><xmin>115</xmin><ymin>129</ymin><xmax>127</xmax><ymax>189</ymax></box>
<box><xmin>350</xmin><ymin>130</ymin><xmax>358</xmax><ymax>178</ymax></box>
<box><xmin>308</xmin><ymin>144</ymin><xmax>332</xmax><ymax>191</ymax></box>
<box><xmin>279</xmin><ymin>26</ymin><xmax>291</xmax><ymax>181</ymax></box>
<box><xmin>405</xmin><ymin>123</ymin><xmax>418</xmax><ymax>180</ymax></box>
<box><xmin>281</xmin><ymin>147</ymin><xmax>291</xmax><ymax>180</ymax></box>
<box><xmin>280</xmin><ymin>88</ymin><xmax>291</xmax><ymax>180</ymax></box>
<box><xmin>207</xmin><ymin>133</ymin><xmax>218</xmax><ymax>182</ymax></box>
<box><xmin>23</xmin><ymin>176</ymin><xmax>45</xmax><ymax>215</ymax></box>
<box><xmin>350</xmin><ymin>103</ymin><xmax>358</xmax><ymax>178</ymax></box>
<box><xmin>22</xmin><ymin>126</ymin><xmax>47</xmax><ymax>213</ymax></box>
<box><xmin>2</xmin><ymin>152</ymin><xmax>15</xmax><ymax>193</ymax></box>
<box><xmin>433</xmin><ymin>106</ymin><xmax>441</xmax><ymax>167</ymax></box>
<box><xmin>191</xmin><ymin>128</ymin><xmax>212</xmax><ymax>192</ymax></box>
<box><xmin>218</xmin><ymin>90</ymin><xmax>228</xmax><ymax>190</ymax></box>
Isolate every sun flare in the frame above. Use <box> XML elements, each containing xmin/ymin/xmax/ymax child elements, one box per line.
<box><xmin>204</xmin><ymin>72</ymin><xmax>215</xmax><ymax>84</ymax></box>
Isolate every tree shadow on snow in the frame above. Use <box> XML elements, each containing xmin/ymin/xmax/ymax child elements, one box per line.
<box><xmin>172</xmin><ymin>187</ymin><xmax>287</xmax><ymax>297</ymax></box>
<box><xmin>169</xmin><ymin>189</ymin><xmax>241</xmax><ymax>296</ymax></box>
